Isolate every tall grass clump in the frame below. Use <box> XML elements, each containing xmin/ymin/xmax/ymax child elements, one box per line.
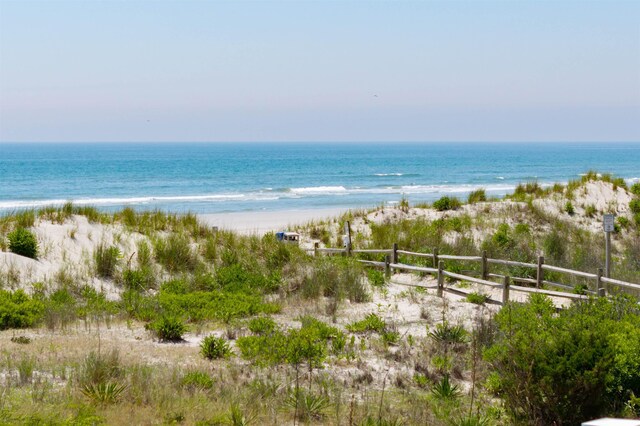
<box><xmin>153</xmin><ymin>234</ymin><xmax>199</xmax><ymax>273</ymax></box>
<box><xmin>94</xmin><ymin>243</ymin><xmax>120</xmax><ymax>278</ymax></box>
<box><xmin>8</xmin><ymin>227</ymin><xmax>38</xmax><ymax>259</ymax></box>
<box><xmin>467</xmin><ymin>189</ymin><xmax>486</xmax><ymax>204</ymax></box>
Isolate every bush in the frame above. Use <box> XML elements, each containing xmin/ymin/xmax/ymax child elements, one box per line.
<box><xmin>631</xmin><ymin>183</ymin><xmax>640</xmax><ymax>196</ymax></box>
<box><xmin>485</xmin><ymin>294</ymin><xmax>640</xmax><ymax>424</ymax></box>
<box><xmin>346</xmin><ymin>313</ymin><xmax>386</xmax><ymax>333</ymax></box>
<box><xmin>565</xmin><ymin>201</ymin><xmax>575</xmax><ymax>215</ymax></box>
<box><xmin>148</xmin><ymin>316</ymin><xmax>186</xmax><ymax>341</ymax></box>
<box><xmin>201</xmin><ymin>335</ymin><xmax>232</xmax><ymax>359</ymax></box>
<box><xmin>433</xmin><ymin>196</ymin><xmax>461</xmax><ymax>211</ymax></box>
<box><xmin>630</xmin><ymin>198</ymin><xmax>640</xmax><ymax>214</ymax></box>
<box><xmin>94</xmin><ymin>243</ymin><xmax>120</xmax><ymax>278</ymax></box>
<box><xmin>153</xmin><ymin>234</ymin><xmax>198</xmax><ymax>273</ymax></box>
<box><xmin>248</xmin><ymin>316</ymin><xmax>278</xmax><ymax>335</ymax></box>
<box><xmin>181</xmin><ymin>371</ymin><xmax>214</xmax><ymax>391</ymax></box>
<box><xmin>0</xmin><ymin>289</ymin><xmax>44</xmax><ymax>330</ymax></box>
<box><xmin>8</xmin><ymin>227</ymin><xmax>38</xmax><ymax>259</ymax></box>
<box><xmin>585</xmin><ymin>204</ymin><xmax>597</xmax><ymax>218</ymax></box>
<box><xmin>466</xmin><ymin>292</ymin><xmax>488</xmax><ymax>305</ymax></box>
<box><xmin>467</xmin><ymin>189</ymin><xmax>486</xmax><ymax>204</ymax></box>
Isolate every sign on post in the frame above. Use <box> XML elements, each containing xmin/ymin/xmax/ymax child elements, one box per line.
<box><xmin>603</xmin><ymin>214</ymin><xmax>615</xmax><ymax>233</ymax></box>
<box><xmin>603</xmin><ymin>214</ymin><xmax>615</xmax><ymax>278</ymax></box>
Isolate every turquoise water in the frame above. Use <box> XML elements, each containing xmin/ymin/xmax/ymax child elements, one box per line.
<box><xmin>0</xmin><ymin>142</ymin><xmax>638</xmax><ymax>213</ymax></box>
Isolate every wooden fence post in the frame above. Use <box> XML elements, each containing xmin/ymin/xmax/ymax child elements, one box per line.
<box><xmin>481</xmin><ymin>250</ymin><xmax>488</xmax><ymax>280</ymax></box>
<box><xmin>536</xmin><ymin>256</ymin><xmax>544</xmax><ymax>288</ymax></box>
<box><xmin>502</xmin><ymin>275</ymin><xmax>510</xmax><ymax>305</ymax></box>
<box><xmin>433</xmin><ymin>248</ymin><xmax>439</xmax><ymax>269</ymax></box>
<box><xmin>597</xmin><ymin>268</ymin><xmax>605</xmax><ymax>297</ymax></box>
<box><xmin>437</xmin><ymin>260</ymin><xmax>444</xmax><ymax>297</ymax></box>
<box><xmin>392</xmin><ymin>243</ymin><xmax>398</xmax><ymax>264</ymax></box>
<box><xmin>314</xmin><ymin>242</ymin><xmax>319</xmax><ymax>257</ymax></box>
<box><xmin>385</xmin><ymin>255</ymin><xmax>391</xmax><ymax>279</ymax></box>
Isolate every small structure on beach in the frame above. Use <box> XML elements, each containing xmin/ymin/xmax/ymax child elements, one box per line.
<box><xmin>276</xmin><ymin>231</ymin><xmax>300</xmax><ymax>244</ymax></box>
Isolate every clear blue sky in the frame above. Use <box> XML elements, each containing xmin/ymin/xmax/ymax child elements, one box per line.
<box><xmin>1</xmin><ymin>0</ymin><xmax>639</xmax><ymax>142</ymax></box>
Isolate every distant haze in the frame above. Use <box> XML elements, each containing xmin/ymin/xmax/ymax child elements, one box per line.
<box><xmin>1</xmin><ymin>1</ymin><xmax>639</xmax><ymax>142</ymax></box>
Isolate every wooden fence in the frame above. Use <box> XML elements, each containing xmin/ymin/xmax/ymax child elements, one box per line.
<box><xmin>307</xmin><ymin>243</ymin><xmax>640</xmax><ymax>306</ymax></box>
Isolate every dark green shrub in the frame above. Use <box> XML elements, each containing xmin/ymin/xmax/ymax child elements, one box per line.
<box><xmin>94</xmin><ymin>244</ymin><xmax>120</xmax><ymax>278</ymax></box>
<box><xmin>630</xmin><ymin>199</ymin><xmax>640</xmax><ymax>214</ymax></box>
<box><xmin>201</xmin><ymin>335</ymin><xmax>232</xmax><ymax>359</ymax></box>
<box><xmin>631</xmin><ymin>183</ymin><xmax>640</xmax><ymax>196</ymax></box>
<box><xmin>148</xmin><ymin>316</ymin><xmax>186</xmax><ymax>341</ymax></box>
<box><xmin>467</xmin><ymin>189</ymin><xmax>486</xmax><ymax>204</ymax></box>
<box><xmin>433</xmin><ymin>196</ymin><xmax>461</xmax><ymax>211</ymax></box>
<box><xmin>8</xmin><ymin>227</ymin><xmax>38</xmax><ymax>259</ymax></box>
<box><xmin>122</xmin><ymin>268</ymin><xmax>155</xmax><ymax>291</ymax></box>
<box><xmin>0</xmin><ymin>289</ymin><xmax>44</xmax><ymax>330</ymax></box>
<box><xmin>565</xmin><ymin>201</ymin><xmax>575</xmax><ymax>215</ymax></box>
<box><xmin>485</xmin><ymin>294</ymin><xmax>640</xmax><ymax>424</ymax></box>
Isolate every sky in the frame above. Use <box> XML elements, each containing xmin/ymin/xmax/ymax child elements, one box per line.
<box><xmin>0</xmin><ymin>0</ymin><xmax>639</xmax><ymax>143</ymax></box>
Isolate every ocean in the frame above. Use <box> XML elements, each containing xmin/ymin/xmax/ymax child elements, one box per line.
<box><xmin>1</xmin><ymin>142</ymin><xmax>639</xmax><ymax>214</ymax></box>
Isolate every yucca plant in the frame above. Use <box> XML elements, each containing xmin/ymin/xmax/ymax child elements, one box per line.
<box><xmin>429</xmin><ymin>322</ymin><xmax>467</xmax><ymax>345</ymax></box>
<box><xmin>81</xmin><ymin>381</ymin><xmax>127</xmax><ymax>404</ymax></box>
<box><xmin>431</xmin><ymin>374</ymin><xmax>460</xmax><ymax>400</ymax></box>
<box><xmin>285</xmin><ymin>389</ymin><xmax>331</xmax><ymax>421</ymax></box>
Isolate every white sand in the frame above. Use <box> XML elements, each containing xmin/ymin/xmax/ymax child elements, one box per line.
<box><xmin>198</xmin><ymin>207</ymin><xmax>349</xmax><ymax>234</ymax></box>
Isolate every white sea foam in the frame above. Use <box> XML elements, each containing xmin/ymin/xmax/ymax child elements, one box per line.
<box><xmin>374</xmin><ymin>173</ymin><xmax>403</xmax><ymax>177</ymax></box>
<box><xmin>290</xmin><ymin>186</ymin><xmax>348</xmax><ymax>194</ymax></box>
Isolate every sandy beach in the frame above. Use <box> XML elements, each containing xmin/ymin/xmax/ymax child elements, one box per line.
<box><xmin>198</xmin><ymin>207</ymin><xmax>349</xmax><ymax>234</ymax></box>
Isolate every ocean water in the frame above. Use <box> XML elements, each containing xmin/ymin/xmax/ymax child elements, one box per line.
<box><xmin>0</xmin><ymin>142</ymin><xmax>639</xmax><ymax>214</ymax></box>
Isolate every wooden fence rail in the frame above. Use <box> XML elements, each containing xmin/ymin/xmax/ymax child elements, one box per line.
<box><xmin>310</xmin><ymin>242</ymin><xmax>640</xmax><ymax>304</ymax></box>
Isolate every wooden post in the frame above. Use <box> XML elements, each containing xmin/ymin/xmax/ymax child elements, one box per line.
<box><xmin>481</xmin><ymin>250</ymin><xmax>488</xmax><ymax>280</ymax></box>
<box><xmin>384</xmin><ymin>255</ymin><xmax>391</xmax><ymax>279</ymax></box>
<box><xmin>433</xmin><ymin>248</ymin><xmax>439</xmax><ymax>269</ymax></box>
<box><xmin>392</xmin><ymin>243</ymin><xmax>398</xmax><ymax>264</ymax></box>
<box><xmin>345</xmin><ymin>221</ymin><xmax>352</xmax><ymax>257</ymax></box>
<box><xmin>598</xmin><ymin>287</ymin><xmax>606</xmax><ymax>298</ymax></box>
<box><xmin>597</xmin><ymin>268</ymin><xmax>604</xmax><ymax>296</ymax></box>
<box><xmin>437</xmin><ymin>260</ymin><xmax>444</xmax><ymax>297</ymax></box>
<box><xmin>314</xmin><ymin>242</ymin><xmax>319</xmax><ymax>257</ymax></box>
<box><xmin>502</xmin><ymin>275</ymin><xmax>510</xmax><ymax>305</ymax></box>
<box><xmin>536</xmin><ymin>256</ymin><xmax>544</xmax><ymax>288</ymax></box>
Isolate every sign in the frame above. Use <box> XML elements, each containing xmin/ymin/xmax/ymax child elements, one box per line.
<box><xmin>603</xmin><ymin>214</ymin><xmax>615</xmax><ymax>233</ymax></box>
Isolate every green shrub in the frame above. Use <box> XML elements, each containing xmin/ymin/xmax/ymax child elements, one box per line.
<box><xmin>585</xmin><ymin>204</ymin><xmax>597</xmax><ymax>218</ymax></box>
<box><xmin>8</xmin><ymin>227</ymin><xmax>38</xmax><ymax>259</ymax></box>
<box><xmin>565</xmin><ymin>201</ymin><xmax>575</xmax><ymax>215</ymax></box>
<box><xmin>181</xmin><ymin>371</ymin><xmax>214</xmax><ymax>391</ymax></box>
<box><xmin>431</xmin><ymin>374</ymin><xmax>460</xmax><ymax>400</ymax></box>
<box><xmin>617</xmin><ymin>216</ymin><xmax>630</xmax><ymax>229</ymax></box>
<box><xmin>485</xmin><ymin>294</ymin><xmax>640</xmax><ymax>424</ymax></box>
<box><xmin>248</xmin><ymin>316</ymin><xmax>278</xmax><ymax>335</ymax></box>
<box><xmin>631</xmin><ymin>183</ymin><xmax>640</xmax><ymax>196</ymax></box>
<box><xmin>366</xmin><ymin>269</ymin><xmax>386</xmax><ymax>287</ymax></box>
<box><xmin>433</xmin><ymin>196</ymin><xmax>461</xmax><ymax>211</ymax></box>
<box><xmin>122</xmin><ymin>268</ymin><xmax>154</xmax><ymax>291</ymax></box>
<box><xmin>0</xmin><ymin>289</ymin><xmax>44</xmax><ymax>330</ymax></box>
<box><xmin>237</xmin><ymin>317</ymin><xmax>340</xmax><ymax>367</ymax></box>
<box><xmin>467</xmin><ymin>189</ymin><xmax>486</xmax><ymax>204</ymax></box>
<box><xmin>466</xmin><ymin>292</ymin><xmax>488</xmax><ymax>305</ymax></box>
<box><xmin>148</xmin><ymin>315</ymin><xmax>186</xmax><ymax>341</ymax></box>
<box><xmin>201</xmin><ymin>335</ymin><xmax>232</xmax><ymax>359</ymax></box>
<box><xmin>630</xmin><ymin>199</ymin><xmax>640</xmax><ymax>214</ymax></box>
<box><xmin>94</xmin><ymin>244</ymin><xmax>120</xmax><ymax>278</ymax></box>
<box><xmin>346</xmin><ymin>313</ymin><xmax>386</xmax><ymax>333</ymax></box>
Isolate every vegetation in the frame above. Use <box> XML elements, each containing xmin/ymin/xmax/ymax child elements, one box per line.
<box><xmin>433</xmin><ymin>196</ymin><xmax>462</xmax><ymax>211</ymax></box>
<box><xmin>0</xmin><ymin>174</ymin><xmax>639</xmax><ymax>425</ymax></box>
<box><xmin>8</xmin><ymin>227</ymin><xmax>38</xmax><ymax>259</ymax></box>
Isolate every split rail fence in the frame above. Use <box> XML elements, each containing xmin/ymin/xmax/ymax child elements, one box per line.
<box><xmin>306</xmin><ymin>243</ymin><xmax>640</xmax><ymax>306</ymax></box>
